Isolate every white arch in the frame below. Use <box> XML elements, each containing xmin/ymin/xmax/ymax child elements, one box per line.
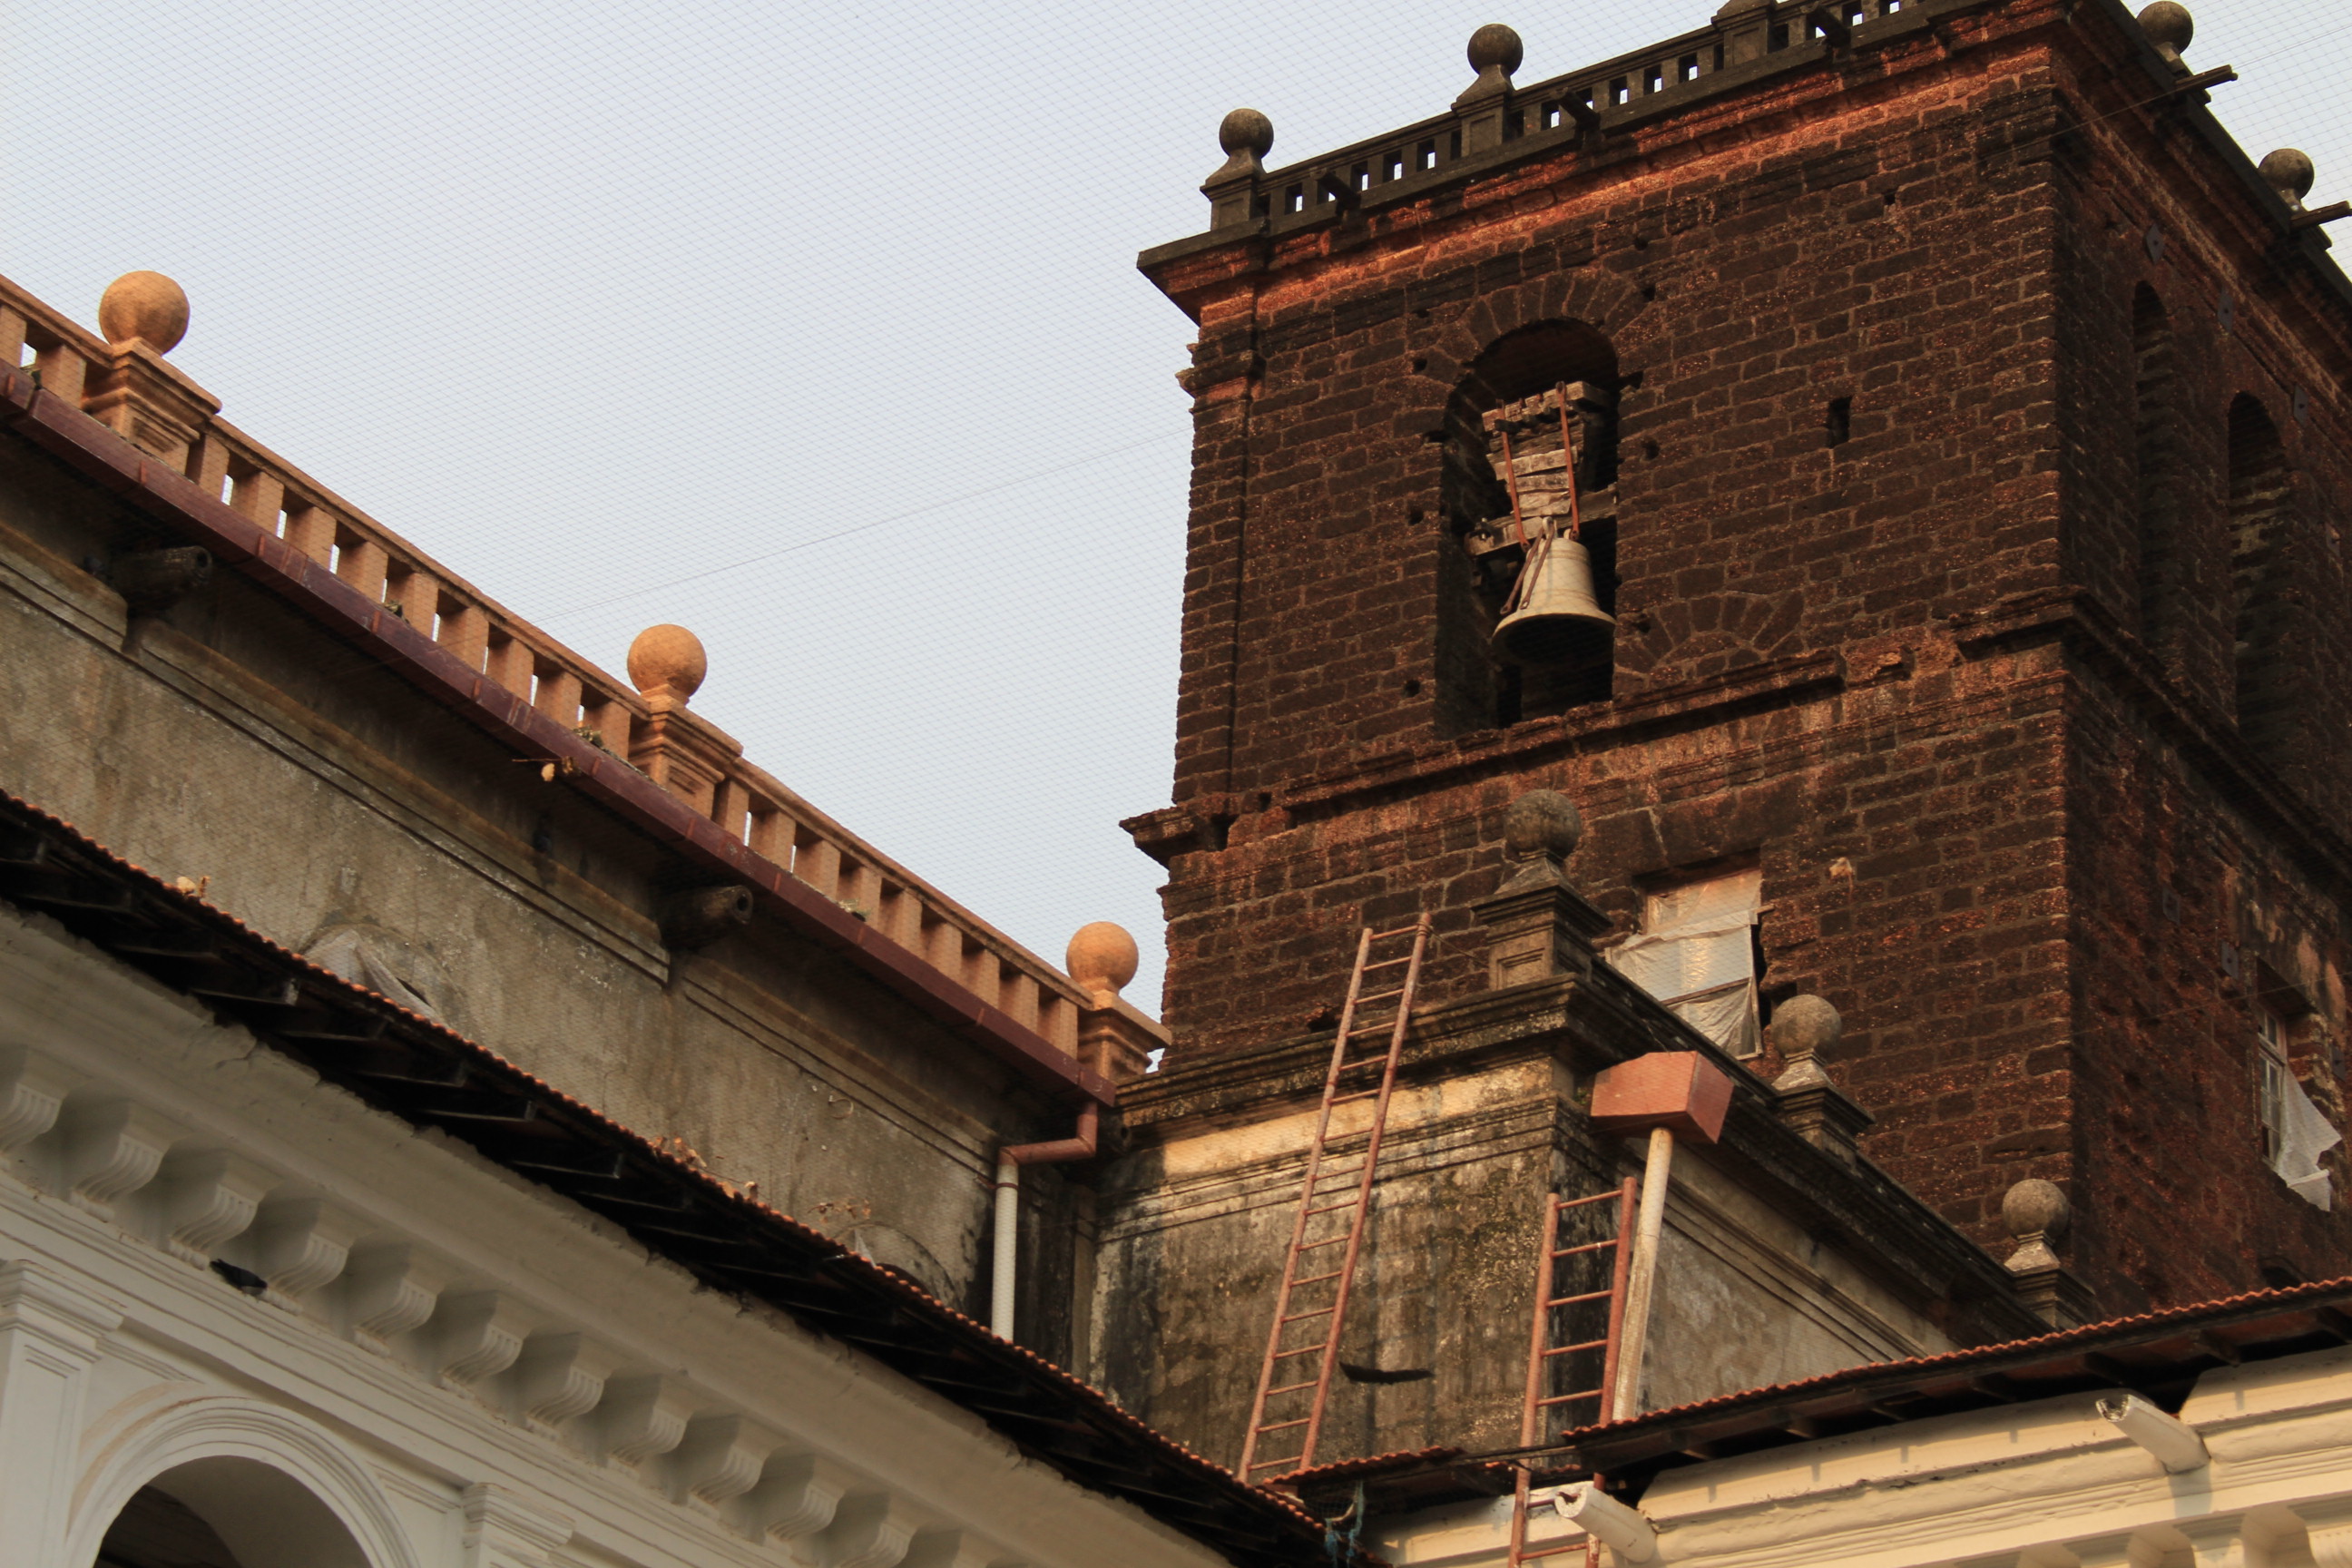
<box><xmin>60</xmin><ymin>1391</ymin><xmax>420</xmax><ymax>1568</ymax></box>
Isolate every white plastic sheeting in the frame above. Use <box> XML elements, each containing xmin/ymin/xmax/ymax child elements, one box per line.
<box><xmin>1607</xmin><ymin>868</ymin><xmax>1762</xmax><ymax>1056</ymax></box>
<box><xmin>2272</xmin><ymin>1067</ymin><xmax>2341</xmax><ymax>1210</ymax></box>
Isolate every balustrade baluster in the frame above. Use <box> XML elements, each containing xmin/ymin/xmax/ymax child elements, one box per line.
<box><xmin>1039</xmin><ymin>993</ymin><xmax>1077</xmax><ymax>1053</ymax></box>
<box><xmin>1008</xmin><ymin>973</ymin><xmax>1044</xmax><ymax>1030</ymax></box>
<box><xmin>484</xmin><ymin>633</ymin><xmax>534</xmax><ymax>695</ymax></box>
<box><xmin>746</xmin><ymin>803</ymin><xmax>788</xmax><ymax>859</ymax></box>
<box><xmin>31</xmin><ymin>334</ymin><xmax>88</xmax><ymax>403</ymax></box>
<box><xmin>924</xmin><ymin>917</ymin><xmax>961</xmax><ymax>975</ymax></box>
<box><xmin>964</xmin><ymin>949</ymin><xmax>999</xmax><ymax>1009</ymax></box>
<box><xmin>437</xmin><ymin>601</ymin><xmax>489</xmax><ymax>671</ymax></box>
<box><xmin>580</xmin><ymin>691</ymin><xmax>631</xmax><ymax>755</ymax></box>
<box><xmin>797</xmin><ymin>834</ymin><xmax>841</xmax><ymax>899</ymax></box>
<box><xmin>282</xmin><ymin>504</ymin><xmax>335</xmax><ymax>567</ymax></box>
<box><xmin>710</xmin><ymin>774</ymin><xmax>750</xmax><ymax>839</ymax></box>
<box><xmin>385</xmin><ymin>564</ymin><xmax>436</xmax><ymax>629</ymax></box>
<box><xmin>187</xmin><ymin>433</ymin><xmax>232</xmax><ymax>499</ymax></box>
<box><xmin>230</xmin><ymin>466</ymin><xmax>284</xmax><ymax>529</ymax></box>
<box><xmin>534</xmin><ymin>664</ymin><xmax>582</xmax><ymax>726</ymax></box>
<box><xmin>335</xmin><ymin>529</ymin><xmax>389</xmax><ymax>603</ymax></box>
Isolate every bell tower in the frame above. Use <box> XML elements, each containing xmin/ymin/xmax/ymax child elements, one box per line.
<box><xmin>1122</xmin><ymin>0</ymin><xmax>2352</xmax><ymax>1327</ymax></box>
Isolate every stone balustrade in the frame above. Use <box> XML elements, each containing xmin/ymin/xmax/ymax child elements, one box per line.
<box><xmin>1191</xmin><ymin>1</ymin><xmax>1916</xmax><ymax>237</ymax></box>
<box><xmin>0</xmin><ymin>269</ymin><xmax>1154</xmax><ymax>1073</ymax></box>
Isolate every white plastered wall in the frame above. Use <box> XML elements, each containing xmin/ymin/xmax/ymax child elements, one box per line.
<box><xmin>1374</xmin><ymin>1342</ymin><xmax>2352</xmax><ymax>1568</ymax></box>
<box><xmin>0</xmin><ymin>904</ymin><xmax>1227</xmax><ymax>1568</ymax></box>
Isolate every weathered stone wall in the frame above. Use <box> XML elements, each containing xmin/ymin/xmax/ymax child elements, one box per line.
<box><xmin>1095</xmin><ymin>1029</ymin><xmax>1967</xmax><ymax>1468</ymax></box>
<box><xmin>0</xmin><ymin>435</ymin><xmax>1095</xmax><ymax>1358</ymax></box>
<box><xmin>1133</xmin><ymin>0</ymin><xmax>2352</xmax><ymax>1311</ymax></box>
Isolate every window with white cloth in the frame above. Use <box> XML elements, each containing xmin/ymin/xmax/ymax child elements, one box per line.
<box><xmin>2257</xmin><ymin>1003</ymin><xmax>2338</xmax><ymax>1212</ymax></box>
<box><xmin>1606</xmin><ymin>867</ymin><xmax>1763</xmax><ymax>1057</ymax></box>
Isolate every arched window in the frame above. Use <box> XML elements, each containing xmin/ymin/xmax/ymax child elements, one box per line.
<box><xmin>2131</xmin><ymin>285</ymin><xmax>2181</xmax><ymax>646</ymax></box>
<box><xmin>2227</xmin><ymin>393</ymin><xmax>2294</xmax><ymax>760</ymax></box>
<box><xmin>94</xmin><ymin>1460</ymin><xmax>372</xmax><ymax>1568</ymax></box>
<box><xmin>100</xmin><ymin>1485</ymin><xmax>246</xmax><ymax>1568</ymax></box>
<box><xmin>1436</xmin><ymin>321</ymin><xmax>1622</xmax><ymax>731</ymax></box>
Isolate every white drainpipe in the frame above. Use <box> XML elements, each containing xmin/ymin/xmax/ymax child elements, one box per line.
<box><xmin>990</xmin><ymin>1102</ymin><xmax>1100</xmax><ymax>1340</ymax></box>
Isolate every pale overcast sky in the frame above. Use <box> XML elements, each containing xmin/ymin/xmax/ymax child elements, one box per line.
<box><xmin>9</xmin><ymin>0</ymin><xmax>2345</xmax><ymax>1013</ymax></box>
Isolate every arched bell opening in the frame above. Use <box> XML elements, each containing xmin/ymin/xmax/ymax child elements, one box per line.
<box><xmin>93</xmin><ymin>1459</ymin><xmax>371</xmax><ymax>1568</ymax></box>
<box><xmin>1434</xmin><ymin>320</ymin><xmax>1622</xmax><ymax>733</ymax></box>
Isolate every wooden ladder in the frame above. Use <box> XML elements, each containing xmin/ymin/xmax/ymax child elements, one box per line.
<box><xmin>1237</xmin><ymin>918</ymin><xmax>1432</xmax><ymax>1481</ymax></box>
<box><xmin>1506</xmin><ymin>1179</ymin><xmax>1640</xmax><ymax>1568</ymax></box>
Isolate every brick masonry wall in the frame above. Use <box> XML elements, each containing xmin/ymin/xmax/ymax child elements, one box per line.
<box><xmin>1136</xmin><ymin>1</ymin><xmax>2352</xmax><ymax>1306</ymax></box>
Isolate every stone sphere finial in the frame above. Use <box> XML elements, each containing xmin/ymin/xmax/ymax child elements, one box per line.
<box><xmin>97</xmin><ymin>271</ymin><xmax>190</xmax><ymax>353</ymax></box>
<box><xmin>1769</xmin><ymin>995</ymin><xmax>1842</xmax><ymax>1064</ymax></box>
<box><xmin>2137</xmin><ymin>1</ymin><xmax>2192</xmax><ymax>62</ymax></box>
<box><xmin>1066</xmin><ymin>921</ymin><xmax>1141</xmax><ymax>1004</ymax></box>
<box><xmin>1219</xmin><ymin>108</ymin><xmax>1274</xmax><ymax>161</ymax></box>
<box><xmin>1467</xmin><ymin>23</ymin><xmax>1524</xmax><ymax>76</ymax></box>
<box><xmin>626</xmin><ymin>623</ymin><xmax>708</xmax><ymax>701</ymax></box>
<box><xmin>2002</xmin><ymin>1178</ymin><xmax>2071</xmax><ymax>1242</ymax></box>
<box><xmin>1501</xmin><ymin>789</ymin><xmax>1583</xmax><ymax>861</ymax></box>
<box><xmin>2260</xmin><ymin>149</ymin><xmax>2317</xmax><ymax>207</ymax></box>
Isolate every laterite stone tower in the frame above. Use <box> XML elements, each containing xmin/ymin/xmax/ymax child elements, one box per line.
<box><xmin>1117</xmin><ymin>0</ymin><xmax>2352</xmax><ymax>1382</ymax></box>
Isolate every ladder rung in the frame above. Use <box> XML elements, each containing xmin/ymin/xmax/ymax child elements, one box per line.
<box><xmin>1255</xmin><ymin>1416</ymin><xmax>1312</xmax><ymax>1433</ymax></box>
<box><xmin>1272</xmin><ymin>1344</ymin><xmax>1328</xmax><ymax>1357</ymax></box>
<box><xmin>1534</xmin><ymin>1388</ymin><xmax>1605</xmax><ymax>1406</ymax></box>
<box><xmin>1545</xmin><ymin>1289</ymin><xmax>1613</xmax><ymax>1307</ymax></box>
<box><xmin>1352</xmin><ymin>986</ymin><xmax>1406</xmax><ymax>1004</ymax></box>
<box><xmin>1552</xmin><ymin>1240</ymin><xmax>1618</xmax><ymax>1258</ymax></box>
<box><xmin>1553</xmin><ymin>1190</ymin><xmax>1629</xmax><ymax>1210</ymax></box>
<box><xmin>1267</xmin><ymin>1380</ymin><xmax>1318</xmax><ymax>1396</ymax></box>
<box><xmin>1305</xmin><ymin>1201</ymin><xmax>1358</xmax><ymax>1216</ymax></box>
<box><xmin>1516</xmin><ymin>1544</ymin><xmax>1594</xmax><ymax>1562</ymax></box>
<box><xmin>1360</xmin><ymin>955</ymin><xmax>1415</xmax><ymax>970</ymax></box>
<box><xmin>1291</xmin><ymin>1270</ymin><xmax>1344</xmax><ymax>1287</ymax></box>
<box><xmin>1541</xmin><ymin>1338</ymin><xmax>1610</xmax><ymax>1357</ymax></box>
<box><xmin>1368</xmin><ymin>922</ymin><xmax>1426</xmax><ymax>939</ymax></box>
<box><xmin>1280</xmin><ymin>1306</ymin><xmax>1337</xmax><ymax>1322</ymax></box>
<box><xmin>1297</xmin><ymin>1235</ymin><xmax>1349</xmax><ymax>1250</ymax></box>
<box><xmin>1328</xmin><ymin>1089</ymin><xmax>1382</xmax><ymax>1104</ymax></box>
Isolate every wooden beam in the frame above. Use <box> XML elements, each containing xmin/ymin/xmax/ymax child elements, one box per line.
<box><xmin>2167</xmin><ymin>64</ymin><xmax>2237</xmax><ymax>96</ymax></box>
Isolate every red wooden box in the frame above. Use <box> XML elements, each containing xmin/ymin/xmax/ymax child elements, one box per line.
<box><xmin>1589</xmin><ymin>1052</ymin><xmax>1734</xmax><ymax>1144</ymax></box>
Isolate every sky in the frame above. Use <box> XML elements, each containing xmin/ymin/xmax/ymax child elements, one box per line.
<box><xmin>7</xmin><ymin>0</ymin><xmax>2347</xmax><ymax>1014</ymax></box>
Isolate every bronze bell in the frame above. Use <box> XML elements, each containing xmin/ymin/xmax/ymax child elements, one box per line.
<box><xmin>1494</xmin><ymin>534</ymin><xmax>1612</xmax><ymax>662</ymax></box>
